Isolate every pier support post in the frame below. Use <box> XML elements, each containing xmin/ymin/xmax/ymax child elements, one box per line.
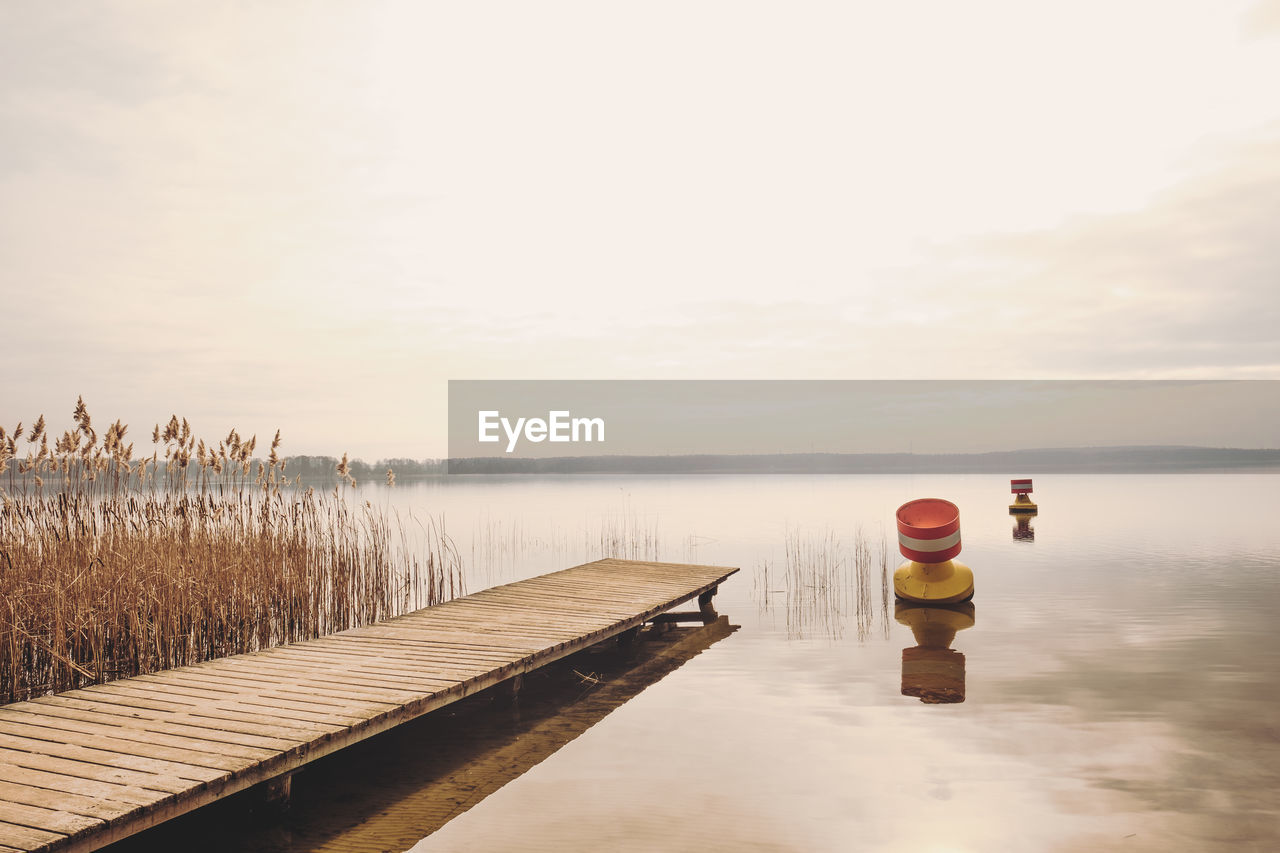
<box><xmin>698</xmin><ymin>586</ymin><xmax>719</xmax><ymax>623</ymax></box>
<box><xmin>494</xmin><ymin>673</ymin><xmax>523</xmax><ymax>708</ymax></box>
<box><xmin>616</xmin><ymin>624</ymin><xmax>643</xmax><ymax>660</ymax></box>
<box><xmin>262</xmin><ymin>773</ymin><xmax>292</xmax><ymax>810</ymax></box>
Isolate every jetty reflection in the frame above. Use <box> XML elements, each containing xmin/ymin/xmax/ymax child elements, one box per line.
<box><xmin>896</xmin><ymin>601</ymin><xmax>975</xmax><ymax>704</ymax></box>
<box><xmin>107</xmin><ymin>618</ymin><xmax>738</xmax><ymax>853</ymax></box>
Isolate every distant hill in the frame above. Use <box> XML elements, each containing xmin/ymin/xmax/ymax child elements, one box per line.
<box><xmin>445</xmin><ymin>446</ymin><xmax>1280</xmax><ymax>475</ymax></box>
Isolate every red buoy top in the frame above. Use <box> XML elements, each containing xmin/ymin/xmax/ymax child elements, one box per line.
<box><xmin>1011</xmin><ymin>478</ymin><xmax>1033</xmax><ymax>495</ymax></box>
<box><xmin>896</xmin><ymin>498</ymin><xmax>961</xmax><ymax>563</ymax></box>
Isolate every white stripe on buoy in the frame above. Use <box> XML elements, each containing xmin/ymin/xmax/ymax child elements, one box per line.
<box><xmin>897</xmin><ymin>530</ymin><xmax>962</xmax><ymax>553</ymax></box>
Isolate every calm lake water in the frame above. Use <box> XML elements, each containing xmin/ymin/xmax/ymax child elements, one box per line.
<box><xmin>112</xmin><ymin>473</ymin><xmax>1280</xmax><ymax>852</ymax></box>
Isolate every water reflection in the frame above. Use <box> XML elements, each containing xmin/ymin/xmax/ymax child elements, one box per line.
<box><xmin>103</xmin><ymin>619</ymin><xmax>738</xmax><ymax>853</ymax></box>
<box><xmin>896</xmin><ymin>601</ymin><xmax>975</xmax><ymax>704</ymax></box>
<box><xmin>754</xmin><ymin>527</ymin><xmax>892</xmax><ymax>641</ymax></box>
<box><xmin>94</xmin><ymin>474</ymin><xmax>1280</xmax><ymax>851</ymax></box>
<box><xmin>1012</xmin><ymin>510</ymin><xmax>1037</xmax><ymax>542</ymax></box>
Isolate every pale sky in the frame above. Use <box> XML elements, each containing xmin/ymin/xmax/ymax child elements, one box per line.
<box><xmin>3</xmin><ymin>1</ymin><xmax>1280</xmax><ymax>458</ymax></box>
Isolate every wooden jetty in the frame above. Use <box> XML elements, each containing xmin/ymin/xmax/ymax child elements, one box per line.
<box><xmin>0</xmin><ymin>559</ymin><xmax>738</xmax><ymax>853</ymax></box>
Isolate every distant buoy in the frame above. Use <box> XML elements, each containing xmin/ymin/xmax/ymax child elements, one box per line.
<box><xmin>1009</xmin><ymin>478</ymin><xmax>1037</xmax><ymax>513</ymax></box>
<box><xmin>893</xmin><ymin>498</ymin><xmax>974</xmax><ymax>603</ymax></box>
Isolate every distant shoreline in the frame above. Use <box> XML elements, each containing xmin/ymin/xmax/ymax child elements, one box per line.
<box><xmin>442</xmin><ymin>446</ymin><xmax>1280</xmax><ymax>475</ymax></box>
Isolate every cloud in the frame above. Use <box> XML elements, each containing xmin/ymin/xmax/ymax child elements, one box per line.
<box><xmin>1242</xmin><ymin>0</ymin><xmax>1280</xmax><ymax>37</ymax></box>
<box><xmin>432</xmin><ymin>126</ymin><xmax>1280</xmax><ymax>382</ymax></box>
<box><xmin>941</xmin><ymin>129</ymin><xmax>1280</xmax><ymax>376</ymax></box>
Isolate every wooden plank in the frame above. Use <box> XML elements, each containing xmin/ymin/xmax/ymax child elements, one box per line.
<box><xmin>130</xmin><ymin>669</ymin><xmax>399</xmax><ymax>716</ymax></box>
<box><xmin>0</xmin><ymin>748</ymin><xmax>191</xmax><ymax>795</ymax></box>
<box><xmin>210</xmin><ymin>648</ymin><xmax>461</xmax><ymax>686</ymax></box>
<box><xmin>447</xmin><ymin>596</ymin><xmax>640</xmax><ymax>619</ymax></box>
<box><xmin>332</xmin><ymin>622</ymin><xmax>537</xmax><ymax>648</ymax></box>
<box><xmin>0</xmin><ymin>801</ymin><xmax>102</xmax><ymax>840</ymax></box>
<box><xmin>213</xmin><ymin>651</ymin><xmax>461</xmax><ymax>690</ymax></box>
<box><xmin>485</xmin><ymin>577</ymin><xmax>690</xmax><ymax>598</ymax></box>
<box><xmin>0</xmin><ymin>820</ymin><xmax>65</xmax><ymax>853</ymax></box>
<box><xmin>26</xmin><ymin>697</ymin><xmax>321</xmax><ymax>746</ymax></box>
<box><xmin>72</xmin><ymin>683</ymin><xmax>358</xmax><ymax>730</ymax></box>
<box><xmin>255</xmin><ymin>643</ymin><xmax>490</xmax><ymax>674</ymax></box>
<box><xmin>529</xmin><ymin>568</ymin><xmax>713</xmax><ymax>584</ymax></box>
<box><xmin>0</xmin><ymin>732</ymin><xmax>227</xmax><ymax>784</ymax></box>
<box><xmin>67</xmin><ymin>684</ymin><xmax>198</xmax><ymax>712</ymax></box>
<box><xmin>0</xmin><ymin>708</ymin><xmax>275</xmax><ymax>764</ymax></box>
<box><xmin>201</xmin><ymin>661</ymin><xmax>450</xmax><ymax>700</ymax></box>
<box><xmin>650</xmin><ymin>610</ymin><xmax>714</xmax><ymax>623</ymax></box>
<box><xmin>314</xmin><ymin>630</ymin><xmax>524</xmax><ymax>651</ymax></box>
<box><xmin>0</xmin><ymin>781</ymin><xmax>136</xmax><ymax>822</ymax></box>
<box><xmin>0</xmin><ymin>764</ymin><xmax>159</xmax><ymax>809</ymax></box>
<box><xmin>136</xmin><ymin>666</ymin><xmax>404</xmax><ymax>701</ymax></box>
<box><xmin>465</xmin><ymin>594</ymin><xmax>645</xmax><ymax>614</ymax></box>
<box><xmin>344</xmin><ymin>626</ymin><xmax>542</xmax><ymax>650</ymax></box>
<box><xmin>79</xmin><ymin>679</ymin><xmax>371</xmax><ymax>725</ymax></box>
<box><xmin>368</xmin><ymin>620</ymin><xmax>576</xmax><ymax>642</ymax></box>
<box><xmin>305</xmin><ymin>635</ymin><xmax>522</xmax><ymax>662</ymax></box>
<box><xmin>135</xmin><ymin>668</ymin><xmax>428</xmax><ymax>709</ymax></box>
<box><xmin>0</xmin><ymin>719</ymin><xmax>254</xmax><ymax>774</ymax></box>
<box><xmin>446</xmin><ymin>599</ymin><xmax>638</xmax><ymax>623</ymax></box>
<box><xmin>445</xmin><ymin>596</ymin><xmax>668</xmax><ymax>620</ymax></box>
<box><xmin>341</xmin><ymin>620</ymin><xmax>544</xmax><ymax>643</ymax></box>
<box><xmin>259</xmin><ymin>645</ymin><xmax>509</xmax><ymax>676</ymax></box>
<box><xmin>256</xmin><ymin>642</ymin><xmax>488</xmax><ymax>668</ymax></box>
<box><xmin>256</xmin><ymin>647</ymin><xmax>494</xmax><ymax>681</ymax></box>
<box><xmin>398</xmin><ymin>606</ymin><xmax>586</xmax><ymax>628</ymax></box>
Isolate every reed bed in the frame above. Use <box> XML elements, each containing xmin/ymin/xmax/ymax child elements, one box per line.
<box><xmin>469</xmin><ymin>515</ymin><xmax>574</xmax><ymax>585</ymax></box>
<box><xmin>465</xmin><ymin>509</ymin><xmax>669</xmax><ymax>587</ymax></box>
<box><xmin>784</xmin><ymin>527</ymin><xmax>847</xmax><ymax>640</ymax></box>
<box><xmin>0</xmin><ymin>400</ymin><xmax>462</xmax><ymax>704</ymax></box>
<box><xmin>595</xmin><ymin>506</ymin><xmax>661</xmax><ymax>562</ymax></box>
<box><xmin>756</xmin><ymin>526</ymin><xmax>891</xmax><ymax>641</ymax></box>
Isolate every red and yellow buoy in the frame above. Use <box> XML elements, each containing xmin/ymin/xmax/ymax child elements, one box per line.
<box><xmin>892</xmin><ymin>498</ymin><xmax>974</xmax><ymax>604</ymax></box>
<box><xmin>1009</xmin><ymin>478</ymin><xmax>1037</xmax><ymax>513</ymax></box>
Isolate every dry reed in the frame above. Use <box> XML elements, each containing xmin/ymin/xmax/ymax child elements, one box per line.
<box><xmin>470</xmin><ymin>516</ymin><xmax>574</xmax><ymax>585</ymax></box>
<box><xmin>595</xmin><ymin>505</ymin><xmax>660</xmax><ymax>562</ymax></box>
<box><xmin>756</xmin><ymin>525</ymin><xmax>891</xmax><ymax>641</ymax></box>
<box><xmin>0</xmin><ymin>399</ymin><xmax>463</xmax><ymax>704</ymax></box>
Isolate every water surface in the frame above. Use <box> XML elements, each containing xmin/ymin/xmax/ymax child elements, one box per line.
<box><xmin>111</xmin><ymin>473</ymin><xmax>1280</xmax><ymax>852</ymax></box>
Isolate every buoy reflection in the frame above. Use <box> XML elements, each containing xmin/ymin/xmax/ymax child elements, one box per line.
<box><xmin>1011</xmin><ymin>510</ymin><xmax>1036</xmax><ymax>542</ymax></box>
<box><xmin>896</xmin><ymin>600</ymin><xmax>975</xmax><ymax>704</ymax></box>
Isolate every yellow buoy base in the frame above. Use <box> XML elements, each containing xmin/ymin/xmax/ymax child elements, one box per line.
<box><xmin>1009</xmin><ymin>495</ymin><xmax>1037</xmax><ymax>513</ymax></box>
<box><xmin>894</xmin><ymin>559</ymin><xmax>974</xmax><ymax>604</ymax></box>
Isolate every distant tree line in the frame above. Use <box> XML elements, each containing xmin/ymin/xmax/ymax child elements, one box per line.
<box><xmin>284</xmin><ymin>456</ymin><xmax>445</xmax><ymax>482</ymax></box>
<box><xmin>444</xmin><ymin>446</ymin><xmax>1280</xmax><ymax>475</ymax></box>
<box><xmin>0</xmin><ymin>454</ymin><xmax>447</xmax><ymax>495</ymax></box>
